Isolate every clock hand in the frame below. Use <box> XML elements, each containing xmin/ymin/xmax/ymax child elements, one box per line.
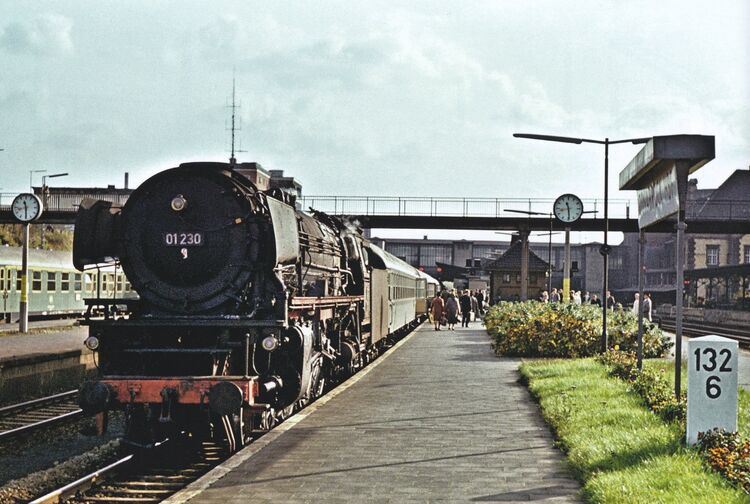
<box><xmin>565</xmin><ymin>202</ymin><xmax>570</xmax><ymax>219</ymax></box>
<box><xmin>23</xmin><ymin>201</ymin><xmax>28</xmax><ymax>219</ymax></box>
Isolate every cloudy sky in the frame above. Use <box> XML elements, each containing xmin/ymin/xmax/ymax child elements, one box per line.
<box><xmin>1</xmin><ymin>1</ymin><xmax>748</xmax><ymax>239</ymax></box>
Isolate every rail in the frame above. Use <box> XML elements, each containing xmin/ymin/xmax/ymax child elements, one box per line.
<box><xmin>0</xmin><ymin>390</ymin><xmax>83</xmax><ymax>442</ymax></box>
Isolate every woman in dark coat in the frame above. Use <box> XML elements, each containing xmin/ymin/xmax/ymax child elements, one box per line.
<box><xmin>445</xmin><ymin>291</ymin><xmax>461</xmax><ymax>331</ymax></box>
<box><xmin>430</xmin><ymin>294</ymin><xmax>445</xmax><ymax>331</ymax></box>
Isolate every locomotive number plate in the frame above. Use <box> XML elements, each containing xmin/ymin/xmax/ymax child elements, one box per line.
<box><xmin>164</xmin><ymin>232</ymin><xmax>204</xmax><ymax>246</ymax></box>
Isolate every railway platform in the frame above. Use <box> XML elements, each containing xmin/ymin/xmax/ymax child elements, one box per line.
<box><xmin>0</xmin><ymin>325</ymin><xmax>92</xmax><ymax>403</ymax></box>
<box><xmin>167</xmin><ymin>322</ymin><xmax>582</xmax><ymax>503</ymax></box>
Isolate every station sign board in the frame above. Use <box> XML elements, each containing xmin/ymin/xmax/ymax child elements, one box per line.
<box><xmin>619</xmin><ymin>135</ymin><xmax>715</xmax><ymax>229</ymax></box>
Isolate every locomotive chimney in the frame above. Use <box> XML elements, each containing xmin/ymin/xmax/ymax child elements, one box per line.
<box><xmin>124</xmin><ymin>172</ymin><xmax>129</xmax><ymax>189</ymax></box>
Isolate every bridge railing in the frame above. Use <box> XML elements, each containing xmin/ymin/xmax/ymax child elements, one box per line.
<box><xmin>2</xmin><ymin>191</ymin><xmax>749</xmax><ymax>221</ymax></box>
<box><xmin>298</xmin><ymin>196</ymin><xmax>635</xmax><ymax>219</ymax></box>
<box><xmin>0</xmin><ymin>192</ymin><xmax>130</xmax><ymax>213</ymax></box>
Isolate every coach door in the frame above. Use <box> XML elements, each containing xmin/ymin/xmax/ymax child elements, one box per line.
<box><xmin>370</xmin><ymin>268</ymin><xmax>388</xmax><ymax>343</ymax></box>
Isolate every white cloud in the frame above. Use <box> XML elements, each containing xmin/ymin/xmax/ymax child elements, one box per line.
<box><xmin>0</xmin><ymin>14</ymin><xmax>74</xmax><ymax>56</ymax></box>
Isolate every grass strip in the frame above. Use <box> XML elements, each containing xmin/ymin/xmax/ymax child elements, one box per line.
<box><xmin>520</xmin><ymin>358</ymin><xmax>747</xmax><ymax>503</ymax></box>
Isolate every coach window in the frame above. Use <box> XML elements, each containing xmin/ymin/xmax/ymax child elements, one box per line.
<box><xmin>502</xmin><ymin>273</ymin><xmax>511</xmax><ymax>284</ymax></box>
<box><xmin>61</xmin><ymin>272</ymin><xmax>70</xmax><ymax>292</ymax></box>
<box><xmin>74</xmin><ymin>273</ymin><xmax>82</xmax><ymax>292</ymax></box>
<box><xmin>15</xmin><ymin>270</ymin><xmax>21</xmax><ymax>291</ymax></box>
<box><xmin>115</xmin><ymin>274</ymin><xmax>122</xmax><ymax>294</ymax></box>
<box><xmin>0</xmin><ymin>269</ymin><xmax>4</xmax><ymax>292</ymax></box>
<box><xmin>85</xmin><ymin>273</ymin><xmax>94</xmax><ymax>293</ymax></box>
<box><xmin>47</xmin><ymin>272</ymin><xmax>57</xmax><ymax>292</ymax></box>
<box><xmin>32</xmin><ymin>271</ymin><xmax>42</xmax><ymax>292</ymax></box>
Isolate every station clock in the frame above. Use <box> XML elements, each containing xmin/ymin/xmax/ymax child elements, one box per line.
<box><xmin>553</xmin><ymin>193</ymin><xmax>584</xmax><ymax>223</ymax></box>
<box><xmin>11</xmin><ymin>193</ymin><xmax>44</xmax><ymax>222</ymax></box>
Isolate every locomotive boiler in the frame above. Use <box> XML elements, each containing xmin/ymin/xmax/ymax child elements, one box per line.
<box><xmin>74</xmin><ymin>162</ymin><xmax>437</xmax><ymax>450</ymax></box>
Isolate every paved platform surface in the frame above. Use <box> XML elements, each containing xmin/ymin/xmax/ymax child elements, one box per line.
<box><xmin>0</xmin><ymin>325</ymin><xmax>87</xmax><ymax>362</ymax></box>
<box><xmin>181</xmin><ymin>323</ymin><xmax>582</xmax><ymax>503</ymax></box>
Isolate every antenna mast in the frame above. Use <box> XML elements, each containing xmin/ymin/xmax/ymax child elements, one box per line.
<box><xmin>229</xmin><ymin>76</ymin><xmax>238</xmax><ymax>167</ymax></box>
<box><xmin>226</xmin><ymin>72</ymin><xmax>246</xmax><ymax>167</ymax></box>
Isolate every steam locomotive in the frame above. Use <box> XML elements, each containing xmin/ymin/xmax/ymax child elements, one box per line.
<box><xmin>74</xmin><ymin>162</ymin><xmax>438</xmax><ymax>451</ymax></box>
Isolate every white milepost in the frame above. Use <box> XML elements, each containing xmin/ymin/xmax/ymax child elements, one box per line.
<box><xmin>687</xmin><ymin>335</ymin><xmax>738</xmax><ymax>445</ymax></box>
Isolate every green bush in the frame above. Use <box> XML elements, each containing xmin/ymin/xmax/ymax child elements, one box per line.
<box><xmin>598</xmin><ymin>349</ymin><xmax>686</xmax><ymax>423</ymax></box>
<box><xmin>485</xmin><ymin>301</ymin><xmax>672</xmax><ymax>358</ymax></box>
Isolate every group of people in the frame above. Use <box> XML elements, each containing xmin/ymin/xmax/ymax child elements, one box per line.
<box><xmin>538</xmin><ymin>288</ymin><xmax>653</xmax><ymax>321</ymax></box>
<box><xmin>429</xmin><ymin>289</ymin><xmax>487</xmax><ymax>331</ymax></box>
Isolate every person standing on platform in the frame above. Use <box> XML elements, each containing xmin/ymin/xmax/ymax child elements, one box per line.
<box><xmin>550</xmin><ymin>288</ymin><xmax>560</xmax><ymax>303</ymax></box>
<box><xmin>431</xmin><ymin>294</ymin><xmax>444</xmax><ymax>331</ymax></box>
<box><xmin>476</xmin><ymin>290</ymin><xmax>484</xmax><ymax>316</ymax></box>
<box><xmin>445</xmin><ymin>291</ymin><xmax>460</xmax><ymax>330</ymax></box>
<box><xmin>591</xmin><ymin>294</ymin><xmax>601</xmax><ymax>307</ymax></box>
<box><xmin>573</xmin><ymin>291</ymin><xmax>582</xmax><ymax>305</ymax></box>
<box><xmin>583</xmin><ymin>291</ymin><xmax>590</xmax><ymax>304</ymax></box>
<box><xmin>470</xmin><ymin>291</ymin><xmax>479</xmax><ymax>321</ymax></box>
<box><xmin>540</xmin><ymin>290</ymin><xmax>549</xmax><ymax>303</ymax></box>
<box><xmin>631</xmin><ymin>293</ymin><xmax>640</xmax><ymax>315</ymax></box>
<box><xmin>459</xmin><ymin>290</ymin><xmax>472</xmax><ymax>328</ymax></box>
<box><xmin>642</xmin><ymin>293</ymin><xmax>653</xmax><ymax>322</ymax></box>
<box><xmin>606</xmin><ymin>290</ymin><xmax>616</xmax><ymax>310</ymax></box>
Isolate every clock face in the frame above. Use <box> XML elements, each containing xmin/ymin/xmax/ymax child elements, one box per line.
<box><xmin>11</xmin><ymin>193</ymin><xmax>43</xmax><ymax>222</ymax></box>
<box><xmin>553</xmin><ymin>193</ymin><xmax>584</xmax><ymax>223</ymax></box>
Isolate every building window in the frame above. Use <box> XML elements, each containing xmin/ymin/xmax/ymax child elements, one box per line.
<box><xmin>706</xmin><ymin>245</ymin><xmax>720</xmax><ymax>266</ymax></box>
<box><xmin>744</xmin><ymin>245</ymin><xmax>750</xmax><ymax>264</ymax></box>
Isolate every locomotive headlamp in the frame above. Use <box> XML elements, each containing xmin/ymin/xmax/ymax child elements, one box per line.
<box><xmin>261</xmin><ymin>335</ymin><xmax>279</xmax><ymax>352</ymax></box>
<box><xmin>170</xmin><ymin>194</ymin><xmax>187</xmax><ymax>212</ymax></box>
<box><xmin>84</xmin><ymin>336</ymin><xmax>100</xmax><ymax>350</ymax></box>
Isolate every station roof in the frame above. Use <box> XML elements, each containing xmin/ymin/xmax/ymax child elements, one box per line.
<box><xmin>485</xmin><ymin>240</ymin><xmax>549</xmax><ymax>272</ymax></box>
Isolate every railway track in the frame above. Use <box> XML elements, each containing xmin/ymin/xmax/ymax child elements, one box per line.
<box><xmin>658</xmin><ymin>317</ymin><xmax>750</xmax><ymax>345</ymax></box>
<box><xmin>31</xmin><ymin>438</ymin><xmax>226</xmax><ymax>504</ymax></box>
<box><xmin>0</xmin><ymin>390</ymin><xmax>83</xmax><ymax>442</ymax></box>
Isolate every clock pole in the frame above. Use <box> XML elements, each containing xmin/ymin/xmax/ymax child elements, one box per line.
<box><xmin>20</xmin><ymin>223</ymin><xmax>29</xmax><ymax>333</ymax></box>
<box><xmin>563</xmin><ymin>226</ymin><xmax>571</xmax><ymax>302</ymax></box>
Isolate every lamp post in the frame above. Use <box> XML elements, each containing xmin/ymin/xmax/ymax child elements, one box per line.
<box><xmin>29</xmin><ymin>169</ymin><xmax>46</xmax><ymax>191</ymax></box>
<box><xmin>40</xmin><ymin>173</ymin><xmax>69</xmax><ymax>248</ymax></box>
<box><xmin>513</xmin><ymin>133</ymin><xmax>649</xmax><ymax>351</ymax></box>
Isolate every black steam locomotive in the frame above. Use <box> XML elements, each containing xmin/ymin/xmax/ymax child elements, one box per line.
<box><xmin>74</xmin><ymin>162</ymin><xmax>437</xmax><ymax>451</ymax></box>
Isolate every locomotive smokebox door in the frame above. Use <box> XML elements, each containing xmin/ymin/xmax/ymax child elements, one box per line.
<box><xmin>118</xmin><ymin>166</ymin><xmax>259</xmax><ymax>313</ymax></box>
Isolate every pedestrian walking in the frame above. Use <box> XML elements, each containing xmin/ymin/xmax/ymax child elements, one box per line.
<box><xmin>550</xmin><ymin>288</ymin><xmax>560</xmax><ymax>303</ymax></box>
<box><xmin>431</xmin><ymin>294</ymin><xmax>444</xmax><ymax>331</ymax></box>
<box><xmin>459</xmin><ymin>290</ymin><xmax>472</xmax><ymax>327</ymax></box>
<box><xmin>642</xmin><ymin>293</ymin><xmax>653</xmax><ymax>322</ymax></box>
<box><xmin>476</xmin><ymin>290</ymin><xmax>485</xmax><ymax>316</ymax></box>
<box><xmin>606</xmin><ymin>290</ymin><xmax>616</xmax><ymax>310</ymax></box>
<box><xmin>445</xmin><ymin>291</ymin><xmax>460</xmax><ymax>330</ymax></box>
